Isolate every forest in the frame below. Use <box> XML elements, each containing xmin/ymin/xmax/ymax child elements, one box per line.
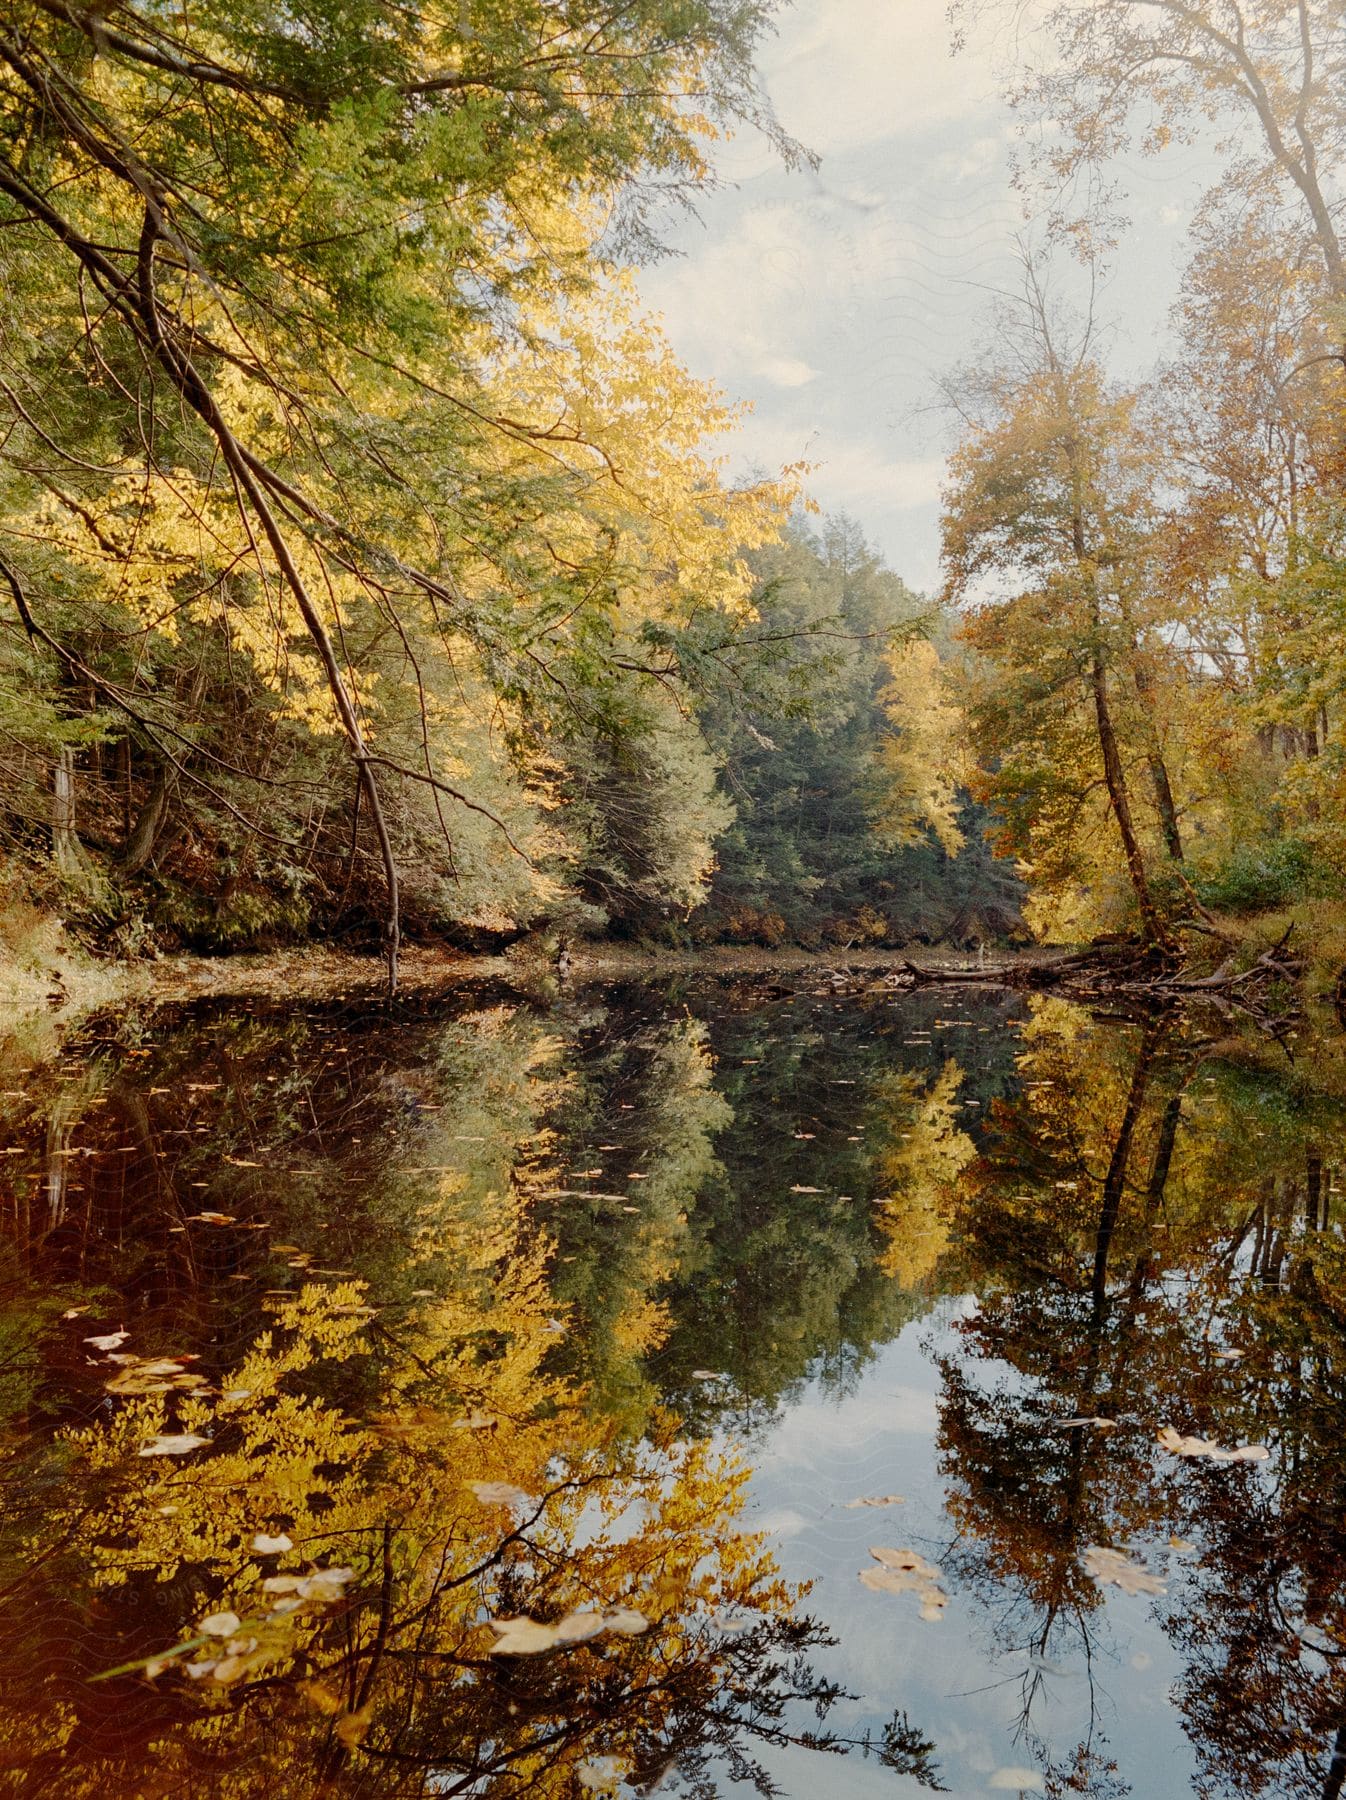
<box><xmin>0</xmin><ymin>0</ymin><xmax>1341</xmax><ymax>990</ymax></box>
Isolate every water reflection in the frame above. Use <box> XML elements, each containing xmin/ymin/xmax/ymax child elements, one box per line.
<box><xmin>0</xmin><ymin>980</ymin><xmax>1342</xmax><ymax>1795</ymax></box>
<box><xmin>940</xmin><ymin>1000</ymin><xmax>1346</xmax><ymax>1798</ymax></box>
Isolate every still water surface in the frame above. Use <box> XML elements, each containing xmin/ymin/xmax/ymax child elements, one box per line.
<box><xmin>0</xmin><ymin>975</ymin><xmax>1343</xmax><ymax>1798</ymax></box>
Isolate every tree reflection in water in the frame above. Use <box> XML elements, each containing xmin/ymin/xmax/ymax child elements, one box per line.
<box><xmin>0</xmin><ymin>989</ymin><xmax>944</xmax><ymax>1797</ymax></box>
<box><xmin>938</xmin><ymin>996</ymin><xmax>1346</xmax><ymax>1798</ymax></box>
<box><xmin>0</xmin><ymin>982</ymin><xmax>1344</xmax><ymax>1795</ymax></box>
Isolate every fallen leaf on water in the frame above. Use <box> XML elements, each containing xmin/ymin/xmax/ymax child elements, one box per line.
<box><xmin>1057</xmin><ymin>1416</ymin><xmax>1118</xmax><ymax>1431</ymax></box>
<box><xmin>61</xmin><ymin>1306</ymin><xmax>90</xmax><ymax>1320</ymax></box>
<box><xmin>487</xmin><ymin>1606</ymin><xmax>650</xmax><ymax>1656</ymax></box>
<box><xmin>691</xmin><ymin>1370</ymin><xmax>726</xmax><ymax>1382</ymax></box>
<box><xmin>1082</xmin><ymin>1544</ymin><xmax>1167</xmax><ymax>1596</ymax></box>
<box><xmin>487</xmin><ymin>1616</ymin><xmax>561</xmax><ymax>1656</ymax></box>
<box><xmin>789</xmin><ymin>1184</ymin><xmax>823</xmax><ymax>1194</ymax></box>
<box><xmin>860</xmin><ymin>1547</ymin><xmax>948</xmax><ymax>1620</ymax></box>
<box><xmin>187</xmin><ymin>1212</ymin><xmax>236</xmax><ymax>1226</ymax></box>
<box><xmin>299</xmin><ymin>1680</ymin><xmax>344</xmax><ymax>1716</ymax></box>
<box><xmin>466</xmin><ymin>1480</ymin><xmax>531</xmax><ymax>1508</ymax></box>
<box><xmin>252</xmin><ymin>1533</ymin><xmax>293</xmax><ymax>1554</ymax></box>
<box><xmin>295</xmin><ymin>1567</ymin><xmax>355</xmax><ymax>1603</ymax></box>
<box><xmin>105</xmin><ymin>1358</ymin><xmax>207</xmax><ymax>1397</ymax></box>
<box><xmin>1157</xmin><ymin>1425</ymin><xmax>1269</xmax><ymax>1463</ymax></box>
<box><xmin>198</xmin><ymin>1611</ymin><xmax>242</xmax><ymax>1639</ymax></box>
<box><xmin>1212</xmin><ymin>1348</ymin><xmax>1245</xmax><ymax>1363</ymax></box>
<box><xmin>261</xmin><ymin>1567</ymin><xmax>355</xmax><ymax>1602</ymax></box>
<box><xmin>553</xmin><ymin>1611</ymin><xmax>607</xmax><ymax>1645</ymax></box>
<box><xmin>601</xmin><ymin>1606</ymin><xmax>649</xmax><ymax>1636</ymax></box>
<box><xmin>84</xmin><ymin>1329</ymin><xmax>129</xmax><ymax>1351</ymax></box>
<box><xmin>139</xmin><ymin>1433</ymin><xmax>210</xmax><ymax>1457</ymax></box>
<box><xmin>846</xmin><ymin>1495</ymin><xmax>905</xmax><ymax>1508</ymax></box>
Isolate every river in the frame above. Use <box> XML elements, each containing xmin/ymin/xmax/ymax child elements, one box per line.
<box><xmin>0</xmin><ymin>973</ymin><xmax>1342</xmax><ymax>1798</ymax></box>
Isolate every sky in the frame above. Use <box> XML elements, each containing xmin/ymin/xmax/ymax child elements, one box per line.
<box><xmin>636</xmin><ymin>0</ymin><xmax>1213</xmax><ymax>596</ymax></box>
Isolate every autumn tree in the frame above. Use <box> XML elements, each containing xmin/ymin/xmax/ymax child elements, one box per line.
<box><xmin>944</xmin><ymin>269</ymin><xmax>1187</xmax><ymax>942</ymax></box>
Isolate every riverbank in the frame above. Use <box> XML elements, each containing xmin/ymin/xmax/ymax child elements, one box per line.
<box><xmin>4</xmin><ymin>904</ymin><xmax>1343</xmax><ymax>1023</ymax></box>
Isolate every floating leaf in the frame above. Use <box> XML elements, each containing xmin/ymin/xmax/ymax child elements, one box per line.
<box><xmin>1057</xmin><ymin>1416</ymin><xmax>1117</xmax><ymax>1431</ymax></box>
<box><xmin>486</xmin><ymin>1606</ymin><xmax>649</xmax><ymax>1656</ymax></box>
<box><xmin>84</xmin><ymin>1329</ymin><xmax>129</xmax><ymax>1351</ymax></box>
<box><xmin>138</xmin><ymin>1433</ymin><xmax>210</xmax><ymax>1457</ymax></box>
<box><xmin>198</xmin><ymin>1611</ymin><xmax>242</xmax><ymax>1638</ymax></box>
<box><xmin>846</xmin><ymin>1495</ymin><xmax>905</xmax><ymax>1509</ymax></box>
<box><xmin>1157</xmin><ymin>1425</ymin><xmax>1269</xmax><ymax>1463</ymax></box>
<box><xmin>601</xmin><ymin>1606</ymin><xmax>649</xmax><ymax>1636</ymax></box>
<box><xmin>252</xmin><ymin>1533</ymin><xmax>293</xmax><ymax>1555</ymax></box>
<box><xmin>335</xmin><ymin>1702</ymin><xmax>375</xmax><ymax>1749</ymax></box>
<box><xmin>1082</xmin><ymin>1544</ymin><xmax>1167</xmax><ymax>1596</ymax></box>
<box><xmin>487</xmin><ymin>1616</ymin><xmax>561</xmax><ymax>1656</ymax></box>
<box><xmin>553</xmin><ymin>1610</ymin><xmax>607</xmax><ymax>1645</ymax></box>
<box><xmin>860</xmin><ymin>1547</ymin><xmax>948</xmax><ymax>1619</ymax></box>
<box><xmin>298</xmin><ymin>1680</ymin><xmax>344</xmax><ymax>1716</ymax></box>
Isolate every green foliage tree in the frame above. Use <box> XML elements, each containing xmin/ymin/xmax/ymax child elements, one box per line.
<box><xmin>693</xmin><ymin>516</ymin><xmax>1022</xmax><ymax>947</ymax></box>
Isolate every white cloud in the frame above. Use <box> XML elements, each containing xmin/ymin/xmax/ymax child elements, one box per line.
<box><xmin>759</xmin><ymin>353</ymin><xmax>819</xmax><ymax>387</ymax></box>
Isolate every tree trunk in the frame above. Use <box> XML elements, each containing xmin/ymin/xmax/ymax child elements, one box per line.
<box><xmin>1090</xmin><ymin>650</ymin><xmax>1170</xmax><ymax>946</ymax></box>
<box><xmin>1090</xmin><ymin>1021</ymin><xmax>1158</xmax><ymax>1310</ymax></box>
<box><xmin>120</xmin><ymin>761</ymin><xmax>175</xmax><ymax>872</ymax></box>
<box><xmin>51</xmin><ymin>748</ymin><xmax>76</xmax><ymax>868</ymax></box>
<box><xmin>1307</xmin><ymin>1153</ymin><xmax>1323</xmax><ymax>1231</ymax></box>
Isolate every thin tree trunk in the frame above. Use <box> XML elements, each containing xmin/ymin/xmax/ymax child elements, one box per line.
<box><xmin>51</xmin><ymin>747</ymin><xmax>76</xmax><ymax>871</ymax></box>
<box><xmin>1145</xmin><ymin>744</ymin><xmax>1184</xmax><ymax>862</ymax></box>
<box><xmin>1090</xmin><ymin>649</ymin><xmax>1169</xmax><ymax>945</ymax></box>
<box><xmin>120</xmin><ymin>761</ymin><xmax>175</xmax><ymax>872</ymax></box>
<box><xmin>1307</xmin><ymin>1153</ymin><xmax>1323</xmax><ymax>1231</ymax></box>
<box><xmin>1090</xmin><ymin>1020</ymin><xmax>1158</xmax><ymax>1310</ymax></box>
